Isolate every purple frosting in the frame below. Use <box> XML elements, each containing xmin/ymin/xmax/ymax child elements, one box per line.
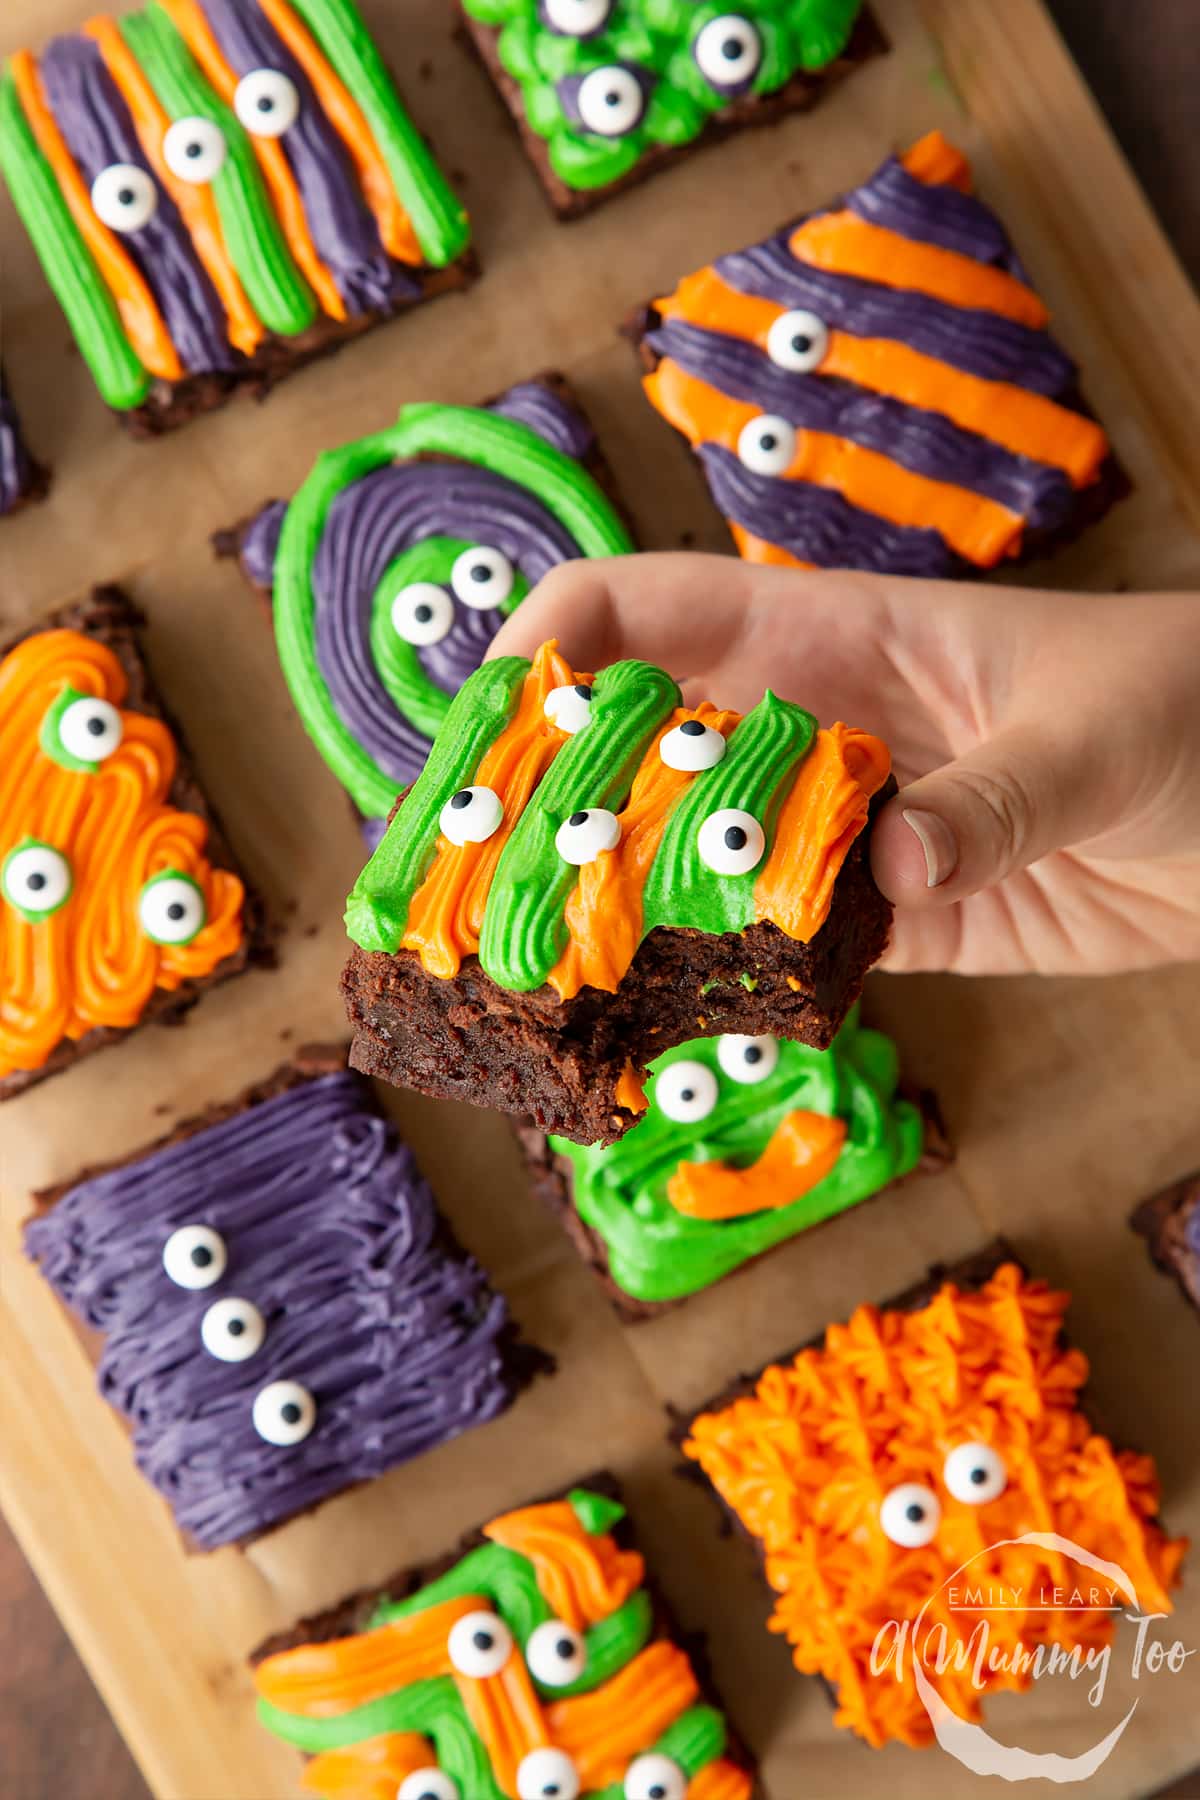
<box><xmin>489</xmin><ymin>381</ymin><xmax>595</xmax><ymax>461</ymax></box>
<box><xmin>39</xmin><ymin>34</ymin><xmax>236</xmax><ymax>375</ymax></box>
<box><xmin>847</xmin><ymin>156</ymin><xmax>1028</xmax><ymax>277</ymax></box>
<box><xmin>647</xmin><ymin>316</ymin><xmax>1074</xmax><ymax>534</ymax></box>
<box><xmin>25</xmin><ymin>1072</ymin><xmax>515</xmax><ymax>1549</ymax></box>
<box><xmin>0</xmin><ymin>374</ymin><xmax>37</xmax><ymax>515</ymax></box>
<box><xmin>241</xmin><ymin>498</ymin><xmax>287</xmax><ymax>588</ymax></box>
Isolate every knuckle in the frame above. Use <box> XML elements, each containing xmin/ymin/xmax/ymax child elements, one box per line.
<box><xmin>954</xmin><ymin>763</ymin><xmax>1033</xmax><ymax>868</ymax></box>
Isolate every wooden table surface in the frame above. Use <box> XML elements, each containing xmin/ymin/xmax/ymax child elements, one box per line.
<box><xmin>1</xmin><ymin>3</ymin><xmax>1197</xmax><ymax>1797</ymax></box>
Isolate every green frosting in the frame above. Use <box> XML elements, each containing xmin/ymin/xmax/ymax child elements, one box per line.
<box><xmin>0</xmin><ymin>71</ymin><xmax>151</xmax><ymax>410</ymax></box>
<box><xmin>477</xmin><ymin>658</ymin><xmax>681</xmax><ymax>991</ymax></box>
<box><xmin>285</xmin><ymin>0</ymin><xmax>470</xmax><ymax>266</ymax></box>
<box><xmin>39</xmin><ymin>689</ymin><xmax>100</xmax><ymax>774</ymax></box>
<box><xmin>463</xmin><ymin>0</ymin><xmax>863</xmax><ymax>191</ymax></box>
<box><xmin>278</xmin><ymin>403</ymin><xmax>634</xmax><ymax>821</ymax></box>
<box><xmin>550</xmin><ymin>1008</ymin><xmax>924</xmax><ymax>1301</ymax></box>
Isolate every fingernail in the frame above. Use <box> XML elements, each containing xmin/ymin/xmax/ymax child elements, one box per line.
<box><xmin>902</xmin><ymin>808</ymin><xmax>957</xmax><ymax>888</ymax></box>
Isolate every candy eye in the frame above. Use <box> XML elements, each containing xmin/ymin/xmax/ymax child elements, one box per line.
<box><xmin>525</xmin><ymin>1619</ymin><xmax>587</xmax><ymax>1686</ymax></box>
<box><xmin>880</xmin><ymin>1482</ymin><xmax>942</xmax><ymax>1547</ymax></box>
<box><xmin>451</xmin><ymin>546</ymin><xmax>514</xmax><ymax>611</ymax></box>
<box><xmin>736</xmin><ymin>414</ymin><xmax>796</xmax><ymax>475</ymax></box>
<box><xmin>252</xmin><ymin>1379</ymin><xmax>317</xmax><ymax>1446</ymax></box>
<box><xmin>545</xmin><ymin>0</ymin><xmax>612</xmax><ymax>33</ymax></box>
<box><xmin>555</xmin><ymin>808</ymin><xmax>620</xmax><ymax>865</ymax></box>
<box><xmin>693</xmin><ymin>14</ymin><xmax>763</xmax><ymax>88</ymax></box>
<box><xmin>943</xmin><ymin>1442</ymin><xmax>1008</xmax><ymax>1505</ymax></box>
<box><xmin>200</xmin><ymin>1296</ymin><xmax>266</xmax><ymax>1362</ymax></box>
<box><xmin>57</xmin><ymin>695</ymin><xmax>123</xmax><ymax>764</ymax></box>
<box><xmin>2</xmin><ymin>842</ymin><xmax>72</xmax><ymax>919</ymax></box>
<box><xmin>440</xmin><ymin>785</ymin><xmax>503</xmax><ymax>847</ymax></box>
<box><xmin>447</xmin><ymin>1610</ymin><xmax>514</xmax><ymax>1678</ymax></box>
<box><xmin>90</xmin><ymin>163</ymin><xmax>157</xmax><ymax>232</ymax></box>
<box><xmin>162</xmin><ymin>1224</ymin><xmax>227</xmax><ymax>1290</ymax></box>
<box><xmin>162</xmin><ymin>116</ymin><xmax>226</xmax><ymax>184</ymax></box>
<box><xmin>543</xmin><ymin>683</ymin><xmax>593</xmax><ymax>734</ymax></box>
<box><xmin>577</xmin><ymin>65</ymin><xmax>645</xmax><ymax>137</ymax></box>
<box><xmin>659</xmin><ymin>717</ymin><xmax>726</xmax><ymax>772</ymax></box>
<box><xmin>697</xmin><ymin>807</ymin><xmax>765</xmax><ymax>875</ymax></box>
<box><xmin>398</xmin><ymin>1773</ymin><xmax>459</xmax><ymax>1800</ymax></box>
<box><xmin>766</xmin><ymin>308</ymin><xmax>830</xmax><ymax>373</ymax></box>
<box><xmin>517</xmin><ymin>1748</ymin><xmax>581</xmax><ymax>1800</ymax></box>
<box><xmin>233</xmin><ymin>68</ymin><xmax>300</xmax><ymax>137</ymax></box>
<box><xmin>717</xmin><ymin>1034</ymin><xmax>779</xmax><ymax>1084</ymax></box>
<box><xmin>138</xmin><ymin>872</ymin><xmax>206</xmax><ymax>945</ymax></box>
<box><xmin>391</xmin><ymin>582</ymin><xmax>454</xmax><ymax>646</ymax></box>
<box><xmin>654</xmin><ymin>1059</ymin><xmax>718</xmax><ymax>1124</ymax></box>
<box><xmin>624</xmin><ymin>1753</ymin><xmax>688</xmax><ymax>1800</ymax></box>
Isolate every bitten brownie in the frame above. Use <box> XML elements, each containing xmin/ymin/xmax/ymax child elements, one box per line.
<box><xmin>680</xmin><ymin>1243</ymin><xmax>1186</xmax><ymax>1749</ymax></box>
<box><xmin>0</xmin><ymin>0</ymin><xmax>474</xmax><ymax>436</ymax></box>
<box><xmin>250</xmin><ymin>1470</ymin><xmax>757</xmax><ymax>1798</ymax></box>
<box><xmin>0</xmin><ymin>587</ymin><xmax>269</xmax><ymax>1099</ymax></box>
<box><xmin>1132</xmin><ymin>1170</ymin><xmax>1200</xmax><ymax>1315</ymax></box>
<box><xmin>212</xmin><ymin>372</ymin><xmax>636</xmax><ymax>845</ymax></box>
<box><xmin>342</xmin><ymin>640</ymin><xmax>896</xmax><ymax>1145</ymax></box>
<box><xmin>25</xmin><ymin>1045</ymin><xmax>546</xmax><ymax>1552</ymax></box>
<box><xmin>0</xmin><ymin>367</ymin><xmax>49</xmax><ymax>515</ymax></box>
<box><xmin>633</xmin><ymin>129</ymin><xmax>1128</xmax><ymax>574</ymax></box>
<box><xmin>458</xmin><ymin>0</ymin><xmax>884</xmax><ymax>221</ymax></box>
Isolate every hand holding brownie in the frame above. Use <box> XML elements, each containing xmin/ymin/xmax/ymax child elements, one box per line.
<box><xmin>489</xmin><ymin>555</ymin><xmax>1200</xmax><ymax>976</ymax></box>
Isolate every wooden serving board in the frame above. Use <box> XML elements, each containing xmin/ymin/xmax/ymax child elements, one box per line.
<box><xmin>2</xmin><ymin>2</ymin><xmax>1200</xmax><ymax>1796</ymax></box>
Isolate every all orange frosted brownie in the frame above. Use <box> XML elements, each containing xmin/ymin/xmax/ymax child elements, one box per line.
<box><xmin>341</xmin><ymin>638</ymin><xmax>894</xmax><ymax>1144</ymax></box>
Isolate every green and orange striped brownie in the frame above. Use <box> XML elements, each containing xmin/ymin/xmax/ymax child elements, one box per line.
<box><xmin>341</xmin><ymin>638</ymin><xmax>895</xmax><ymax>1145</ymax></box>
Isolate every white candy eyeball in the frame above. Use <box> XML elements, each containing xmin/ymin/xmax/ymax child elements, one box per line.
<box><xmin>880</xmin><ymin>1482</ymin><xmax>942</xmax><ymax>1547</ymax></box>
<box><xmin>391</xmin><ymin>582</ymin><xmax>454</xmax><ymax>646</ymax></box>
<box><xmin>440</xmin><ymin>785</ymin><xmax>503</xmax><ymax>847</ymax></box>
<box><xmin>577</xmin><ymin>65</ymin><xmax>645</xmax><ymax>137</ymax></box>
<box><xmin>766</xmin><ymin>308</ymin><xmax>830</xmax><ymax>373</ymax></box>
<box><xmin>58</xmin><ymin>695</ymin><xmax>123</xmax><ymax>763</ymax></box>
<box><xmin>451</xmin><ymin>545</ymin><xmax>514</xmax><ymax>610</ymax></box>
<box><xmin>233</xmin><ymin>68</ymin><xmax>300</xmax><ymax>137</ymax></box>
<box><xmin>138</xmin><ymin>873</ymin><xmax>206</xmax><ymax>945</ymax></box>
<box><xmin>694</xmin><ymin>14</ymin><xmax>763</xmax><ymax>88</ymax></box>
<box><xmin>654</xmin><ymin>1059</ymin><xmax>718</xmax><ymax>1124</ymax></box>
<box><xmin>545</xmin><ymin>0</ymin><xmax>611</xmax><ymax>33</ymax></box>
<box><xmin>555</xmin><ymin>808</ymin><xmax>621</xmax><ymax>865</ymax></box>
<box><xmin>398</xmin><ymin>1773</ymin><xmax>459</xmax><ymax>1800</ymax></box>
<box><xmin>252</xmin><ymin>1379</ymin><xmax>317</xmax><ymax>1446</ymax></box>
<box><xmin>200</xmin><ymin>1296</ymin><xmax>266</xmax><ymax>1362</ymax></box>
<box><xmin>736</xmin><ymin>413</ymin><xmax>797</xmax><ymax>476</ymax></box>
<box><xmin>525</xmin><ymin>1619</ymin><xmax>587</xmax><ymax>1687</ymax></box>
<box><xmin>943</xmin><ymin>1442</ymin><xmax>1008</xmax><ymax>1505</ymax></box>
<box><xmin>697</xmin><ymin>808</ymin><xmax>765</xmax><ymax>876</ymax></box>
<box><xmin>90</xmin><ymin>163</ymin><xmax>158</xmax><ymax>233</ymax></box>
<box><xmin>543</xmin><ymin>683</ymin><xmax>593</xmax><ymax>734</ymax></box>
<box><xmin>2</xmin><ymin>843</ymin><xmax>72</xmax><ymax>917</ymax></box>
<box><xmin>624</xmin><ymin>1753</ymin><xmax>688</xmax><ymax>1800</ymax></box>
<box><xmin>447</xmin><ymin>1610</ymin><xmax>513</xmax><ymax>1678</ymax></box>
<box><xmin>717</xmin><ymin>1034</ymin><xmax>779</xmax><ymax>1084</ymax></box>
<box><xmin>162</xmin><ymin>116</ymin><xmax>227</xmax><ymax>184</ymax></box>
<box><xmin>517</xmin><ymin>1748</ymin><xmax>581</xmax><ymax>1800</ymax></box>
<box><xmin>659</xmin><ymin>718</ymin><xmax>726</xmax><ymax>772</ymax></box>
<box><xmin>162</xmin><ymin>1223</ymin><xmax>227</xmax><ymax>1290</ymax></box>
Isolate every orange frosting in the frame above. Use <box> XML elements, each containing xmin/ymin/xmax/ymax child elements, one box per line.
<box><xmin>684</xmin><ymin>1264</ymin><xmax>1188</xmax><ymax>1748</ymax></box>
<box><xmin>666</xmin><ymin>1109</ymin><xmax>848</xmax><ymax>1220</ymax></box>
<box><xmin>902</xmin><ymin>128</ymin><xmax>972</xmax><ymax>190</ymax></box>
<box><xmin>0</xmin><ymin>630</ymin><xmax>244</xmax><ymax>1078</ymax></box>
<box><xmin>616</xmin><ymin>1060</ymin><xmax>648</xmax><ymax>1115</ymax></box>
<box><xmin>728</xmin><ymin>523</ymin><xmax>811</xmax><ymax>567</ymax></box>
<box><xmin>688</xmin><ymin>1762</ymin><xmax>755</xmax><ymax>1800</ymax></box>
<box><xmin>455</xmin><ymin>1654</ymin><xmax>548</xmax><ymax>1795</ymax></box>
<box><xmin>401</xmin><ymin>643</ymin><xmax>577</xmax><ymax>978</ymax></box>
<box><xmin>755</xmin><ymin>722</ymin><xmax>890</xmax><ymax>941</ymax></box>
<box><xmin>10</xmin><ymin>50</ymin><xmax>182</xmax><ymax>381</ymax></box>
<box><xmin>156</xmin><ymin>0</ymin><xmax>345</xmax><ymax>319</ymax></box>
<box><xmin>546</xmin><ymin>1642</ymin><xmax>698</xmax><ymax>1789</ymax></box>
<box><xmin>301</xmin><ymin>1732</ymin><xmax>433</xmax><ymax>1799</ymax></box>
<box><xmin>483</xmin><ymin>1500</ymin><xmax>644</xmax><ymax>1632</ymax></box>
<box><xmin>254</xmin><ymin>1595</ymin><xmax>476</xmax><ymax>1715</ymax></box>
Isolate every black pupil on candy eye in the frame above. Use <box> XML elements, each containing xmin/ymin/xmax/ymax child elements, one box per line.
<box><xmin>744</xmin><ymin>1046</ymin><xmax>762</xmax><ymax>1063</ymax></box>
<box><xmin>605</xmin><ymin>89</ymin><xmax>621</xmax><ymax>105</ymax></box>
<box><xmin>724</xmin><ymin>826</ymin><xmax>747</xmax><ymax>850</ymax></box>
<box><xmin>970</xmin><ymin>1466</ymin><xmax>988</xmax><ymax>1484</ymax></box>
<box><xmin>118</xmin><ymin>187</ymin><xmax>135</xmax><ymax>207</ymax></box>
<box><xmin>414</xmin><ymin>603</ymin><xmax>433</xmax><ymax>622</ymax></box>
<box><xmin>759</xmin><ymin>432</ymin><xmax>778</xmax><ymax>451</ymax></box>
<box><xmin>280</xmin><ymin>1401</ymin><xmax>302</xmax><ymax>1424</ymax></box>
<box><xmin>228</xmin><ymin>1318</ymin><xmax>245</xmax><ymax>1337</ymax></box>
<box><xmin>472</xmin><ymin>1629</ymin><xmax>493</xmax><ymax>1650</ymax></box>
<box><xmin>568</xmin><ymin>811</ymin><xmax>588</xmax><ymax>827</ymax></box>
<box><xmin>257</xmin><ymin>95</ymin><xmax>274</xmax><ymax>111</ymax></box>
<box><xmin>680</xmin><ymin>1088</ymin><xmax>695</xmax><ymax>1103</ymax></box>
<box><xmin>185</xmin><ymin>140</ymin><xmax>202</xmax><ymax>158</ymax></box>
<box><xmin>469</xmin><ymin>563</ymin><xmax>491</xmax><ymax>582</ymax></box>
<box><xmin>27</xmin><ymin>871</ymin><xmax>47</xmax><ymax>892</ymax></box>
<box><xmin>86</xmin><ymin>715</ymin><xmax>106</xmax><ymax>735</ymax></box>
<box><xmin>906</xmin><ymin>1502</ymin><xmax>925</xmax><ymax>1523</ymax></box>
<box><xmin>680</xmin><ymin>719</ymin><xmax>704</xmax><ymax>736</ymax></box>
<box><xmin>556</xmin><ymin>1638</ymin><xmax>575</xmax><ymax>1658</ymax></box>
<box><xmin>191</xmin><ymin>1245</ymin><xmax>212</xmax><ymax>1267</ymax></box>
<box><xmin>450</xmin><ymin>791</ymin><xmax>472</xmax><ymax>810</ymax></box>
<box><xmin>722</xmin><ymin>34</ymin><xmax>742</xmax><ymax>58</ymax></box>
<box><xmin>650</xmin><ymin>1788</ymin><xmax>667</xmax><ymax>1799</ymax></box>
<box><xmin>574</xmin><ymin>684</ymin><xmax>591</xmax><ymax>699</ymax></box>
<box><xmin>166</xmin><ymin>901</ymin><xmax>187</xmax><ymax>921</ymax></box>
<box><xmin>791</xmin><ymin>333</ymin><xmax>812</xmax><ymax>353</ymax></box>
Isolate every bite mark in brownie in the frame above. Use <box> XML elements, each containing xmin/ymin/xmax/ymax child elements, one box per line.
<box><xmin>1132</xmin><ymin>1170</ymin><xmax>1200</xmax><ymax>1314</ymax></box>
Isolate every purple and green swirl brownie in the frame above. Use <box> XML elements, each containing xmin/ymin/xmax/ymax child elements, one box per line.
<box><xmin>25</xmin><ymin>1046</ymin><xmax>545</xmax><ymax>1550</ymax></box>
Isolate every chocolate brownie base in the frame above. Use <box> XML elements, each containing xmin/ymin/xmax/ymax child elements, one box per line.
<box><xmin>116</xmin><ymin>255</ymin><xmax>477</xmax><ymax>439</ymax></box>
<box><xmin>342</xmin><ymin>779</ymin><xmax>894</xmax><ymax>1146</ymax></box>
<box><xmin>458</xmin><ymin>7</ymin><xmax>887</xmax><ymax>222</ymax></box>
<box><xmin>518</xmin><ymin>1083</ymin><xmax>953</xmax><ymax>1323</ymax></box>
<box><xmin>0</xmin><ymin>586</ymin><xmax>272</xmax><ymax>1101</ymax></box>
<box><xmin>1132</xmin><ymin>1172</ymin><xmax>1200</xmax><ymax>1313</ymax></box>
